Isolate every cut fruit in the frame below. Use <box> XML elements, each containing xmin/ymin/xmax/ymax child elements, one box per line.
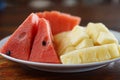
<box><xmin>62</xmin><ymin>46</ymin><xmax>75</xmax><ymax>55</ymax></box>
<box><xmin>97</xmin><ymin>32</ymin><xmax>118</xmax><ymax>45</ymax></box>
<box><xmin>0</xmin><ymin>13</ymin><xmax>39</xmax><ymax>60</ymax></box>
<box><xmin>107</xmin><ymin>43</ymin><xmax>119</xmax><ymax>58</ymax></box>
<box><xmin>75</xmin><ymin>39</ymin><xmax>94</xmax><ymax>49</ymax></box>
<box><xmin>60</xmin><ymin>50</ymin><xmax>81</xmax><ymax>64</ymax></box>
<box><xmin>54</xmin><ymin>31</ymin><xmax>70</xmax><ymax>50</ymax></box>
<box><xmin>54</xmin><ymin>31</ymin><xmax>72</xmax><ymax>56</ymax></box>
<box><xmin>118</xmin><ymin>45</ymin><xmax>120</xmax><ymax>54</ymax></box>
<box><xmin>79</xmin><ymin>47</ymin><xmax>98</xmax><ymax>63</ymax></box>
<box><xmin>29</xmin><ymin>18</ymin><xmax>60</xmax><ymax>63</ymax></box>
<box><xmin>69</xmin><ymin>25</ymin><xmax>89</xmax><ymax>46</ymax></box>
<box><xmin>57</xmin><ymin>35</ymin><xmax>72</xmax><ymax>56</ymax></box>
<box><xmin>86</xmin><ymin>23</ymin><xmax>109</xmax><ymax>44</ymax></box>
<box><xmin>60</xmin><ymin>44</ymin><xmax>119</xmax><ymax>64</ymax></box>
<box><xmin>36</xmin><ymin>11</ymin><xmax>81</xmax><ymax>35</ymax></box>
<box><xmin>96</xmin><ymin>46</ymin><xmax>111</xmax><ymax>61</ymax></box>
<box><xmin>59</xmin><ymin>46</ymin><xmax>75</xmax><ymax>56</ymax></box>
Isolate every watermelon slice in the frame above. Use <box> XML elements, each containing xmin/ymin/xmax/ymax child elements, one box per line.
<box><xmin>36</xmin><ymin>11</ymin><xmax>81</xmax><ymax>35</ymax></box>
<box><xmin>0</xmin><ymin>13</ymin><xmax>39</xmax><ymax>60</ymax></box>
<box><xmin>29</xmin><ymin>18</ymin><xmax>60</xmax><ymax>63</ymax></box>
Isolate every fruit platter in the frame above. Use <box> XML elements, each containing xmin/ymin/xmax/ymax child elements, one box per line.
<box><xmin>0</xmin><ymin>11</ymin><xmax>120</xmax><ymax>73</ymax></box>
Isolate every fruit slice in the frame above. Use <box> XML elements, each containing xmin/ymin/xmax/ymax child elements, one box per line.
<box><xmin>75</xmin><ymin>39</ymin><xmax>94</xmax><ymax>49</ymax></box>
<box><xmin>96</xmin><ymin>46</ymin><xmax>111</xmax><ymax>61</ymax></box>
<box><xmin>0</xmin><ymin>13</ymin><xmax>39</xmax><ymax>60</ymax></box>
<box><xmin>29</xmin><ymin>18</ymin><xmax>60</xmax><ymax>63</ymax></box>
<box><xmin>60</xmin><ymin>50</ymin><xmax>81</xmax><ymax>64</ymax></box>
<box><xmin>86</xmin><ymin>23</ymin><xmax>109</xmax><ymax>44</ymax></box>
<box><xmin>36</xmin><ymin>11</ymin><xmax>81</xmax><ymax>35</ymax></box>
<box><xmin>54</xmin><ymin>31</ymin><xmax>72</xmax><ymax>56</ymax></box>
<box><xmin>54</xmin><ymin>31</ymin><xmax>70</xmax><ymax>50</ymax></box>
<box><xmin>97</xmin><ymin>32</ymin><xmax>118</xmax><ymax>45</ymax></box>
<box><xmin>118</xmin><ymin>45</ymin><xmax>120</xmax><ymax>54</ymax></box>
<box><xmin>60</xmin><ymin>43</ymin><xmax>119</xmax><ymax>64</ymax></box>
<box><xmin>62</xmin><ymin>46</ymin><xmax>75</xmax><ymax>55</ymax></box>
<box><xmin>57</xmin><ymin>35</ymin><xmax>72</xmax><ymax>55</ymax></box>
<box><xmin>79</xmin><ymin>47</ymin><xmax>98</xmax><ymax>63</ymax></box>
<box><xmin>69</xmin><ymin>25</ymin><xmax>89</xmax><ymax>46</ymax></box>
<box><xmin>107</xmin><ymin>43</ymin><xmax>119</xmax><ymax>58</ymax></box>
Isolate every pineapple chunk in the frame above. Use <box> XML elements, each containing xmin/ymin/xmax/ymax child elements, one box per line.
<box><xmin>69</xmin><ymin>25</ymin><xmax>89</xmax><ymax>46</ymax></box>
<box><xmin>118</xmin><ymin>45</ymin><xmax>120</xmax><ymax>54</ymax></box>
<box><xmin>62</xmin><ymin>46</ymin><xmax>75</xmax><ymax>55</ymax></box>
<box><xmin>57</xmin><ymin>37</ymin><xmax>72</xmax><ymax>55</ymax></box>
<box><xmin>60</xmin><ymin>50</ymin><xmax>81</xmax><ymax>64</ymax></box>
<box><xmin>79</xmin><ymin>48</ymin><xmax>98</xmax><ymax>63</ymax></box>
<box><xmin>97</xmin><ymin>32</ymin><xmax>118</xmax><ymax>45</ymax></box>
<box><xmin>54</xmin><ymin>31</ymin><xmax>70</xmax><ymax>46</ymax></box>
<box><xmin>106</xmin><ymin>43</ymin><xmax>119</xmax><ymax>58</ymax></box>
<box><xmin>86</xmin><ymin>23</ymin><xmax>109</xmax><ymax>44</ymax></box>
<box><xmin>54</xmin><ymin>31</ymin><xmax>72</xmax><ymax>55</ymax></box>
<box><xmin>60</xmin><ymin>43</ymin><xmax>119</xmax><ymax>64</ymax></box>
<box><xmin>76</xmin><ymin>39</ymin><xmax>94</xmax><ymax>49</ymax></box>
<box><xmin>96</xmin><ymin>46</ymin><xmax>111</xmax><ymax>61</ymax></box>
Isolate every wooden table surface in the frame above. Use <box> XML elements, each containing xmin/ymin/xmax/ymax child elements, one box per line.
<box><xmin>0</xmin><ymin>0</ymin><xmax>120</xmax><ymax>80</ymax></box>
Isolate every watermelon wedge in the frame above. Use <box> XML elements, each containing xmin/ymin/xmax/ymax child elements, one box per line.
<box><xmin>36</xmin><ymin>11</ymin><xmax>81</xmax><ymax>35</ymax></box>
<box><xmin>29</xmin><ymin>18</ymin><xmax>60</xmax><ymax>63</ymax></box>
<box><xmin>0</xmin><ymin>13</ymin><xmax>39</xmax><ymax>60</ymax></box>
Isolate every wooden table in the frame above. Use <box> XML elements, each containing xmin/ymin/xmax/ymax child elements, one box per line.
<box><xmin>0</xmin><ymin>0</ymin><xmax>120</xmax><ymax>80</ymax></box>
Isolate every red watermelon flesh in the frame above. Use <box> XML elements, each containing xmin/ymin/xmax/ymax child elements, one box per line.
<box><xmin>29</xmin><ymin>18</ymin><xmax>60</xmax><ymax>63</ymax></box>
<box><xmin>0</xmin><ymin>13</ymin><xmax>39</xmax><ymax>60</ymax></box>
<box><xmin>36</xmin><ymin>11</ymin><xmax>81</xmax><ymax>35</ymax></box>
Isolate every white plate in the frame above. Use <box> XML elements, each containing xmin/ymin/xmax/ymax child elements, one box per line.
<box><xmin>0</xmin><ymin>30</ymin><xmax>120</xmax><ymax>73</ymax></box>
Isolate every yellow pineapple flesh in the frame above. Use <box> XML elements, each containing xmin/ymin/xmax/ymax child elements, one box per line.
<box><xmin>60</xmin><ymin>44</ymin><xmax>119</xmax><ymax>64</ymax></box>
<box><xmin>76</xmin><ymin>39</ymin><xmax>94</xmax><ymax>49</ymax></box>
<box><xmin>69</xmin><ymin>25</ymin><xmax>89</xmax><ymax>46</ymax></box>
<box><xmin>86</xmin><ymin>23</ymin><xmax>109</xmax><ymax>44</ymax></box>
<box><xmin>60</xmin><ymin>50</ymin><xmax>81</xmax><ymax>64</ymax></box>
<box><xmin>97</xmin><ymin>32</ymin><xmax>118</xmax><ymax>45</ymax></box>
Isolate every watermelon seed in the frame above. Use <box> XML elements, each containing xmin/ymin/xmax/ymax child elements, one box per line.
<box><xmin>42</xmin><ymin>40</ymin><xmax>46</xmax><ymax>46</ymax></box>
<box><xmin>6</xmin><ymin>51</ymin><xmax>11</xmax><ymax>56</ymax></box>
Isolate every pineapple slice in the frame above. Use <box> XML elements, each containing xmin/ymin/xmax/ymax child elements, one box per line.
<box><xmin>57</xmin><ymin>35</ymin><xmax>72</xmax><ymax>55</ymax></box>
<box><xmin>54</xmin><ymin>31</ymin><xmax>72</xmax><ymax>55</ymax></box>
<box><xmin>69</xmin><ymin>25</ymin><xmax>89</xmax><ymax>46</ymax></box>
<box><xmin>54</xmin><ymin>31</ymin><xmax>70</xmax><ymax>46</ymax></box>
<box><xmin>118</xmin><ymin>45</ymin><xmax>120</xmax><ymax>54</ymax></box>
<box><xmin>76</xmin><ymin>39</ymin><xmax>94</xmax><ymax>49</ymax></box>
<box><xmin>96</xmin><ymin>46</ymin><xmax>111</xmax><ymax>61</ymax></box>
<box><xmin>79</xmin><ymin>47</ymin><xmax>98</xmax><ymax>63</ymax></box>
<box><xmin>60</xmin><ymin>50</ymin><xmax>81</xmax><ymax>64</ymax></box>
<box><xmin>60</xmin><ymin>43</ymin><xmax>119</xmax><ymax>64</ymax></box>
<box><xmin>97</xmin><ymin>32</ymin><xmax>118</xmax><ymax>45</ymax></box>
<box><xmin>86</xmin><ymin>23</ymin><xmax>109</xmax><ymax>44</ymax></box>
<box><xmin>61</xmin><ymin>46</ymin><xmax>75</xmax><ymax>55</ymax></box>
<box><xmin>106</xmin><ymin>43</ymin><xmax>119</xmax><ymax>58</ymax></box>
<box><xmin>57</xmin><ymin>37</ymin><xmax>72</xmax><ymax>55</ymax></box>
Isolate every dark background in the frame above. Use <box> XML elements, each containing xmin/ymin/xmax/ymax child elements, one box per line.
<box><xmin>0</xmin><ymin>0</ymin><xmax>120</xmax><ymax>40</ymax></box>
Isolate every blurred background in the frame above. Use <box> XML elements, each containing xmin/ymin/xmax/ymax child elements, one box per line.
<box><xmin>0</xmin><ymin>0</ymin><xmax>120</xmax><ymax>40</ymax></box>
